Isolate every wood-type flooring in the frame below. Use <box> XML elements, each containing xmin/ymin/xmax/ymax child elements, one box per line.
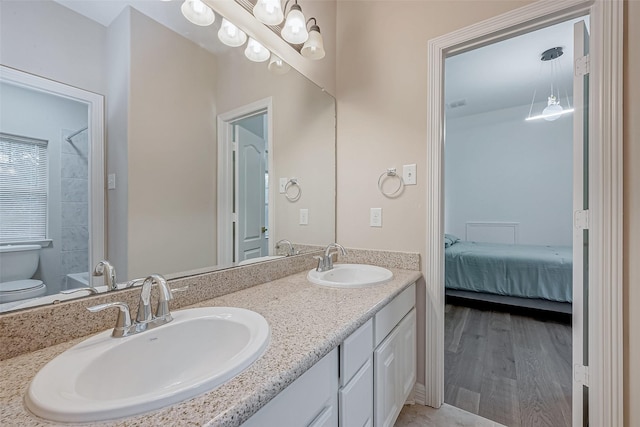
<box><xmin>444</xmin><ymin>304</ymin><xmax>572</xmax><ymax>427</ymax></box>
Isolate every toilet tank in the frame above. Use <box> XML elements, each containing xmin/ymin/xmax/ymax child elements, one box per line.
<box><xmin>0</xmin><ymin>244</ymin><xmax>41</xmax><ymax>283</ymax></box>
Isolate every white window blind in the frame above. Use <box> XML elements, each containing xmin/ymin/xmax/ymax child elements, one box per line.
<box><xmin>0</xmin><ymin>133</ymin><xmax>48</xmax><ymax>242</ymax></box>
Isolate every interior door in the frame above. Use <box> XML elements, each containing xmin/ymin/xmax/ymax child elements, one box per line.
<box><xmin>235</xmin><ymin>124</ymin><xmax>268</xmax><ymax>262</ymax></box>
<box><xmin>572</xmin><ymin>19</ymin><xmax>590</xmax><ymax>427</ymax></box>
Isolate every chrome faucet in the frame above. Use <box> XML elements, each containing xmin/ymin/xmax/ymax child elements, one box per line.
<box><xmin>93</xmin><ymin>260</ymin><xmax>117</xmax><ymax>292</ymax></box>
<box><xmin>87</xmin><ymin>273</ymin><xmax>174</xmax><ymax>338</ymax></box>
<box><xmin>275</xmin><ymin>239</ymin><xmax>297</xmax><ymax>256</ymax></box>
<box><xmin>314</xmin><ymin>243</ymin><xmax>347</xmax><ymax>272</ymax></box>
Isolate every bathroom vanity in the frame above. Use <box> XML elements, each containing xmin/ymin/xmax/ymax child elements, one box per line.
<box><xmin>0</xmin><ymin>262</ymin><xmax>420</xmax><ymax>426</ymax></box>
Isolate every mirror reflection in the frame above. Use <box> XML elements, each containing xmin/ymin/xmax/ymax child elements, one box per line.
<box><xmin>0</xmin><ymin>0</ymin><xmax>336</xmax><ymax>313</ymax></box>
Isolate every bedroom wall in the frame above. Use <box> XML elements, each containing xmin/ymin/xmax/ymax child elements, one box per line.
<box><xmin>444</xmin><ymin>103</ymin><xmax>573</xmax><ymax>247</ymax></box>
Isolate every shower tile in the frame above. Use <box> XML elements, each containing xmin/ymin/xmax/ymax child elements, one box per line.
<box><xmin>61</xmin><ymin>178</ymin><xmax>88</xmax><ymax>203</ymax></box>
<box><xmin>61</xmin><ymin>202</ymin><xmax>88</xmax><ymax>226</ymax></box>
<box><xmin>61</xmin><ymin>250</ymin><xmax>89</xmax><ymax>275</ymax></box>
<box><xmin>61</xmin><ymin>153</ymin><xmax>88</xmax><ymax>179</ymax></box>
<box><xmin>61</xmin><ymin>227</ymin><xmax>89</xmax><ymax>251</ymax></box>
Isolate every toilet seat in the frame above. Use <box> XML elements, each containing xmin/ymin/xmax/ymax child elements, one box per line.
<box><xmin>0</xmin><ymin>279</ymin><xmax>47</xmax><ymax>303</ymax></box>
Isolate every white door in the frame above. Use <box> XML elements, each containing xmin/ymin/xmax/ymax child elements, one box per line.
<box><xmin>235</xmin><ymin>125</ymin><xmax>268</xmax><ymax>262</ymax></box>
<box><xmin>572</xmin><ymin>19</ymin><xmax>589</xmax><ymax>427</ymax></box>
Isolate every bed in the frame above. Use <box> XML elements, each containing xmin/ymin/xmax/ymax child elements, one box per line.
<box><xmin>444</xmin><ymin>235</ymin><xmax>573</xmax><ymax>304</ymax></box>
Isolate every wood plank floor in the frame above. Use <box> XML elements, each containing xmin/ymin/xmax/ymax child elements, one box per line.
<box><xmin>444</xmin><ymin>304</ymin><xmax>572</xmax><ymax>427</ymax></box>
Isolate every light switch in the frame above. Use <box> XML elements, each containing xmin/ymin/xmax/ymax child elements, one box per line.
<box><xmin>107</xmin><ymin>173</ymin><xmax>116</xmax><ymax>190</ymax></box>
<box><xmin>403</xmin><ymin>164</ymin><xmax>417</xmax><ymax>185</ymax></box>
<box><xmin>370</xmin><ymin>208</ymin><xmax>382</xmax><ymax>227</ymax></box>
<box><xmin>299</xmin><ymin>209</ymin><xmax>309</xmax><ymax>225</ymax></box>
<box><xmin>279</xmin><ymin>178</ymin><xmax>288</xmax><ymax>194</ymax></box>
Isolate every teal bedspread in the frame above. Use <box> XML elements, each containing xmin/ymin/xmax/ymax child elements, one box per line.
<box><xmin>445</xmin><ymin>241</ymin><xmax>573</xmax><ymax>303</ymax></box>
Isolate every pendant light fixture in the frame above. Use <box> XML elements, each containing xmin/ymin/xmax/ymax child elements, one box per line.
<box><xmin>301</xmin><ymin>18</ymin><xmax>325</xmax><ymax>60</ymax></box>
<box><xmin>253</xmin><ymin>0</ymin><xmax>284</xmax><ymax>26</ymax></box>
<box><xmin>268</xmin><ymin>54</ymin><xmax>291</xmax><ymax>74</ymax></box>
<box><xmin>181</xmin><ymin>0</ymin><xmax>215</xmax><ymax>26</ymax></box>
<box><xmin>526</xmin><ymin>46</ymin><xmax>574</xmax><ymax>122</ymax></box>
<box><xmin>218</xmin><ymin>18</ymin><xmax>247</xmax><ymax>47</ymax></box>
<box><xmin>245</xmin><ymin>37</ymin><xmax>270</xmax><ymax>62</ymax></box>
<box><xmin>281</xmin><ymin>0</ymin><xmax>308</xmax><ymax>45</ymax></box>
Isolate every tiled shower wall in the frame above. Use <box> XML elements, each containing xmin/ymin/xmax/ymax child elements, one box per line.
<box><xmin>60</xmin><ymin>129</ymin><xmax>89</xmax><ymax>288</ymax></box>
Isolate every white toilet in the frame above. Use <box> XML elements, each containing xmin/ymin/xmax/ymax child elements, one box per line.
<box><xmin>0</xmin><ymin>244</ymin><xmax>47</xmax><ymax>303</ymax></box>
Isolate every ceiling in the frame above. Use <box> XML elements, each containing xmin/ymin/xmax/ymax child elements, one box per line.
<box><xmin>445</xmin><ymin>16</ymin><xmax>589</xmax><ymax>119</ymax></box>
<box><xmin>54</xmin><ymin>0</ymin><xmax>232</xmax><ymax>55</ymax></box>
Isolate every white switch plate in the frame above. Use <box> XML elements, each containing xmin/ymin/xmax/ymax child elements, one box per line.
<box><xmin>370</xmin><ymin>208</ymin><xmax>382</xmax><ymax>227</ymax></box>
<box><xmin>299</xmin><ymin>209</ymin><xmax>309</xmax><ymax>225</ymax></box>
<box><xmin>279</xmin><ymin>178</ymin><xmax>288</xmax><ymax>194</ymax></box>
<box><xmin>403</xmin><ymin>164</ymin><xmax>417</xmax><ymax>185</ymax></box>
<box><xmin>107</xmin><ymin>173</ymin><xmax>116</xmax><ymax>190</ymax></box>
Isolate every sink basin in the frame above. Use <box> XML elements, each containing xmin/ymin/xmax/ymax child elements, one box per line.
<box><xmin>307</xmin><ymin>264</ymin><xmax>393</xmax><ymax>288</ymax></box>
<box><xmin>25</xmin><ymin>307</ymin><xmax>270</xmax><ymax>423</ymax></box>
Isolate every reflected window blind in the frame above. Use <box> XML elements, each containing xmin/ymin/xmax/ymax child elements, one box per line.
<box><xmin>0</xmin><ymin>133</ymin><xmax>48</xmax><ymax>242</ymax></box>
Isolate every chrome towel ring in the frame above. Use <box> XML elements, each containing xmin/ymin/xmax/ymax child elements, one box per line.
<box><xmin>285</xmin><ymin>178</ymin><xmax>302</xmax><ymax>201</ymax></box>
<box><xmin>378</xmin><ymin>168</ymin><xmax>404</xmax><ymax>197</ymax></box>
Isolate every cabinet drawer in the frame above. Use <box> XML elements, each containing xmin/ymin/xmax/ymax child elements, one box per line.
<box><xmin>374</xmin><ymin>283</ymin><xmax>415</xmax><ymax>346</ymax></box>
<box><xmin>340</xmin><ymin>318</ymin><xmax>373</xmax><ymax>386</ymax></box>
<box><xmin>339</xmin><ymin>357</ymin><xmax>373</xmax><ymax>427</ymax></box>
<box><xmin>241</xmin><ymin>348</ymin><xmax>338</xmax><ymax>427</ymax></box>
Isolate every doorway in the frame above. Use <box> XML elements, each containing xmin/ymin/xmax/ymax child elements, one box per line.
<box><xmin>217</xmin><ymin>98</ymin><xmax>273</xmax><ymax>266</ymax></box>
<box><xmin>423</xmin><ymin>2</ymin><xmax>623</xmax><ymax>426</ymax></box>
<box><xmin>442</xmin><ymin>17</ymin><xmax>580</xmax><ymax>426</ymax></box>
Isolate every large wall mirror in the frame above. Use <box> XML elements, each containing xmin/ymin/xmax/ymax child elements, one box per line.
<box><xmin>0</xmin><ymin>0</ymin><xmax>336</xmax><ymax>313</ymax></box>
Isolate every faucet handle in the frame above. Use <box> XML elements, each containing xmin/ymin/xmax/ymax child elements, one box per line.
<box><xmin>87</xmin><ymin>302</ymin><xmax>132</xmax><ymax>337</ymax></box>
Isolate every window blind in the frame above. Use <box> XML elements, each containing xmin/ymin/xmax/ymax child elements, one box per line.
<box><xmin>0</xmin><ymin>133</ymin><xmax>48</xmax><ymax>242</ymax></box>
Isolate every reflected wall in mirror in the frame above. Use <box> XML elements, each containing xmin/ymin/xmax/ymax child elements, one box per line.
<box><xmin>0</xmin><ymin>0</ymin><xmax>336</xmax><ymax>313</ymax></box>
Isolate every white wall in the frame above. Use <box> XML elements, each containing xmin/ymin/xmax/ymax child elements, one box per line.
<box><xmin>0</xmin><ymin>0</ymin><xmax>106</xmax><ymax>94</ymax></box>
<box><xmin>0</xmin><ymin>82</ymin><xmax>88</xmax><ymax>294</ymax></box>
<box><xmin>445</xmin><ymin>103</ymin><xmax>573</xmax><ymax>246</ymax></box>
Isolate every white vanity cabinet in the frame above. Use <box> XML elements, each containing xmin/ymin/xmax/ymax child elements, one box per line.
<box><xmin>241</xmin><ymin>348</ymin><xmax>339</xmax><ymax>427</ymax></box>
<box><xmin>241</xmin><ymin>283</ymin><xmax>416</xmax><ymax>427</ymax></box>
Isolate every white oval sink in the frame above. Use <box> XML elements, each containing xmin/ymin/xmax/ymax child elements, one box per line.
<box><xmin>307</xmin><ymin>264</ymin><xmax>393</xmax><ymax>288</ymax></box>
<box><xmin>25</xmin><ymin>307</ymin><xmax>270</xmax><ymax>423</ymax></box>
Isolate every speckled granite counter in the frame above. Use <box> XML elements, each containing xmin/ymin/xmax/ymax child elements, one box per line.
<box><xmin>0</xmin><ymin>268</ymin><xmax>421</xmax><ymax>427</ymax></box>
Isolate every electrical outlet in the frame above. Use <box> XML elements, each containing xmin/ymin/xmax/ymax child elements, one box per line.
<box><xmin>403</xmin><ymin>164</ymin><xmax>417</xmax><ymax>185</ymax></box>
<box><xmin>370</xmin><ymin>208</ymin><xmax>382</xmax><ymax>227</ymax></box>
<box><xmin>299</xmin><ymin>209</ymin><xmax>309</xmax><ymax>225</ymax></box>
<box><xmin>107</xmin><ymin>173</ymin><xmax>116</xmax><ymax>190</ymax></box>
<box><xmin>279</xmin><ymin>178</ymin><xmax>288</xmax><ymax>194</ymax></box>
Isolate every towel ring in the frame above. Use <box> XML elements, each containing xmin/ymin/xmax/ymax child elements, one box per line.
<box><xmin>285</xmin><ymin>178</ymin><xmax>302</xmax><ymax>202</ymax></box>
<box><xmin>378</xmin><ymin>168</ymin><xmax>404</xmax><ymax>197</ymax></box>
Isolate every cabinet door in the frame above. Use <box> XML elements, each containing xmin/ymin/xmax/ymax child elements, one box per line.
<box><xmin>374</xmin><ymin>326</ymin><xmax>400</xmax><ymax>427</ymax></box>
<box><xmin>373</xmin><ymin>308</ymin><xmax>416</xmax><ymax>427</ymax></box>
<box><xmin>339</xmin><ymin>358</ymin><xmax>373</xmax><ymax>427</ymax></box>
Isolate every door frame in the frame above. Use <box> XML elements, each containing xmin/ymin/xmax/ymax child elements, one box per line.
<box><xmin>424</xmin><ymin>1</ymin><xmax>623</xmax><ymax>426</ymax></box>
<box><xmin>0</xmin><ymin>65</ymin><xmax>106</xmax><ymax>286</ymax></box>
<box><xmin>217</xmin><ymin>97</ymin><xmax>274</xmax><ymax>265</ymax></box>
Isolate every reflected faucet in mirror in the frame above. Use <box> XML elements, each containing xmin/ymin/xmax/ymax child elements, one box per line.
<box><xmin>275</xmin><ymin>239</ymin><xmax>298</xmax><ymax>256</ymax></box>
<box><xmin>94</xmin><ymin>261</ymin><xmax>117</xmax><ymax>292</ymax></box>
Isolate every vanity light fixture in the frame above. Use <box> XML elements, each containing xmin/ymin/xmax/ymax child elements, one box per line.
<box><xmin>526</xmin><ymin>46</ymin><xmax>574</xmax><ymax>122</ymax></box>
<box><xmin>281</xmin><ymin>0</ymin><xmax>308</xmax><ymax>45</ymax></box>
<box><xmin>301</xmin><ymin>18</ymin><xmax>325</xmax><ymax>60</ymax></box>
<box><xmin>218</xmin><ymin>18</ymin><xmax>248</xmax><ymax>47</ymax></box>
<box><xmin>268</xmin><ymin>54</ymin><xmax>291</xmax><ymax>74</ymax></box>
<box><xmin>181</xmin><ymin>0</ymin><xmax>215</xmax><ymax>26</ymax></box>
<box><xmin>253</xmin><ymin>0</ymin><xmax>284</xmax><ymax>26</ymax></box>
<box><xmin>245</xmin><ymin>37</ymin><xmax>270</xmax><ymax>62</ymax></box>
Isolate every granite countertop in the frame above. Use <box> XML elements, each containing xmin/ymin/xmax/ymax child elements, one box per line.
<box><xmin>0</xmin><ymin>268</ymin><xmax>421</xmax><ymax>427</ymax></box>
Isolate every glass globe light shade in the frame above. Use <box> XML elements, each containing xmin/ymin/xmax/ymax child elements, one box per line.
<box><xmin>301</xmin><ymin>26</ymin><xmax>325</xmax><ymax>60</ymax></box>
<box><xmin>253</xmin><ymin>0</ymin><xmax>284</xmax><ymax>25</ymax></box>
<box><xmin>181</xmin><ymin>0</ymin><xmax>215</xmax><ymax>26</ymax></box>
<box><xmin>218</xmin><ymin>18</ymin><xmax>247</xmax><ymax>47</ymax></box>
<box><xmin>244</xmin><ymin>38</ymin><xmax>270</xmax><ymax>62</ymax></box>
<box><xmin>268</xmin><ymin>54</ymin><xmax>291</xmax><ymax>74</ymax></box>
<box><xmin>542</xmin><ymin>95</ymin><xmax>563</xmax><ymax>121</ymax></box>
<box><xmin>281</xmin><ymin>4</ymin><xmax>308</xmax><ymax>44</ymax></box>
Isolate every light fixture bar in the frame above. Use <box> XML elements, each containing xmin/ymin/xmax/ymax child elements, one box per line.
<box><xmin>525</xmin><ymin>108</ymin><xmax>575</xmax><ymax>121</ymax></box>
